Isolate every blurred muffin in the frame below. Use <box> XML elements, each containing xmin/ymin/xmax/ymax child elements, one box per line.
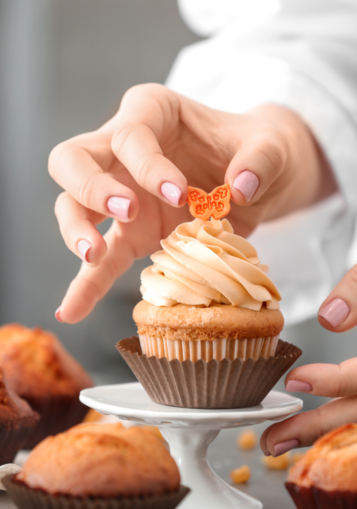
<box><xmin>135</xmin><ymin>218</ymin><xmax>283</xmax><ymax>362</ymax></box>
<box><xmin>0</xmin><ymin>324</ymin><xmax>93</xmax><ymax>448</ymax></box>
<box><xmin>4</xmin><ymin>423</ymin><xmax>189</xmax><ymax>509</ymax></box>
<box><xmin>0</xmin><ymin>368</ymin><xmax>39</xmax><ymax>464</ymax></box>
<box><xmin>286</xmin><ymin>423</ymin><xmax>357</xmax><ymax>508</ymax></box>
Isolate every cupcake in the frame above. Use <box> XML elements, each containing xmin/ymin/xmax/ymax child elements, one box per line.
<box><xmin>117</xmin><ymin>218</ymin><xmax>301</xmax><ymax>409</ymax></box>
<box><xmin>0</xmin><ymin>368</ymin><xmax>39</xmax><ymax>464</ymax></box>
<box><xmin>3</xmin><ymin>423</ymin><xmax>189</xmax><ymax>509</ymax></box>
<box><xmin>286</xmin><ymin>423</ymin><xmax>357</xmax><ymax>508</ymax></box>
<box><xmin>0</xmin><ymin>323</ymin><xmax>93</xmax><ymax>448</ymax></box>
<box><xmin>135</xmin><ymin>218</ymin><xmax>283</xmax><ymax>362</ymax></box>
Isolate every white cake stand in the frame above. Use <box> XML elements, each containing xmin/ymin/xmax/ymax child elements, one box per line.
<box><xmin>80</xmin><ymin>382</ymin><xmax>302</xmax><ymax>509</ymax></box>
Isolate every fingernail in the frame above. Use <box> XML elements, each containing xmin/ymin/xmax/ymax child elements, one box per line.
<box><xmin>161</xmin><ymin>182</ymin><xmax>182</xmax><ymax>206</ymax></box>
<box><xmin>55</xmin><ymin>307</ymin><xmax>64</xmax><ymax>323</ymax></box>
<box><xmin>233</xmin><ymin>171</ymin><xmax>259</xmax><ymax>202</ymax></box>
<box><xmin>274</xmin><ymin>439</ymin><xmax>299</xmax><ymax>457</ymax></box>
<box><xmin>264</xmin><ymin>452</ymin><xmax>271</xmax><ymax>457</ymax></box>
<box><xmin>78</xmin><ymin>240</ymin><xmax>91</xmax><ymax>263</ymax></box>
<box><xmin>319</xmin><ymin>298</ymin><xmax>350</xmax><ymax>328</ymax></box>
<box><xmin>286</xmin><ymin>380</ymin><xmax>313</xmax><ymax>393</ymax></box>
<box><xmin>107</xmin><ymin>197</ymin><xmax>131</xmax><ymax>219</ymax></box>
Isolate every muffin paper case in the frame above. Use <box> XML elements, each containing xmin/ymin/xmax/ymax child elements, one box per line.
<box><xmin>116</xmin><ymin>337</ymin><xmax>302</xmax><ymax>409</ymax></box>
<box><xmin>2</xmin><ymin>476</ymin><xmax>190</xmax><ymax>509</ymax></box>
<box><xmin>0</xmin><ymin>419</ymin><xmax>39</xmax><ymax>465</ymax></box>
<box><xmin>23</xmin><ymin>394</ymin><xmax>89</xmax><ymax>449</ymax></box>
<box><xmin>138</xmin><ymin>333</ymin><xmax>280</xmax><ymax>362</ymax></box>
<box><xmin>286</xmin><ymin>482</ymin><xmax>357</xmax><ymax>509</ymax></box>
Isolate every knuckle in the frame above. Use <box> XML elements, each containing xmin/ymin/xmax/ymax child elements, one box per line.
<box><xmin>78</xmin><ymin>174</ymin><xmax>97</xmax><ymax>209</ymax></box>
<box><xmin>48</xmin><ymin>142</ymin><xmax>68</xmax><ymax>178</ymax></box>
<box><xmin>254</xmin><ymin>139</ymin><xmax>285</xmax><ymax>174</ymax></box>
<box><xmin>122</xmin><ymin>83</ymin><xmax>164</xmax><ymax>104</ymax></box>
<box><xmin>133</xmin><ymin>153</ymin><xmax>156</xmax><ymax>187</ymax></box>
<box><xmin>111</xmin><ymin>124</ymin><xmax>134</xmax><ymax>156</ymax></box>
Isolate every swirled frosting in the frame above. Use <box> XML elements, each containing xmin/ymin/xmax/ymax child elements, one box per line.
<box><xmin>140</xmin><ymin>218</ymin><xmax>281</xmax><ymax>311</ymax></box>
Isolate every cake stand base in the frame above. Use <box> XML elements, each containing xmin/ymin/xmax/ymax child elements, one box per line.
<box><xmin>161</xmin><ymin>427</ymin><xmax>261</xmax><ymax>508</ymax></box>
<box><xmin>80</xmin><ymin>382</ymin><xmax>302</xmax><ymax>509</ymax></box>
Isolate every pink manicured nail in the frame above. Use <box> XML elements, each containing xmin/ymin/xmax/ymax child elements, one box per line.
<box><xmin>107</xmin><ymin>197</ymin><xmax>131</xmax><ymax>219</ymax></box>
<box><xmin>319</xmin><ymin>298</ymin><xmax>350</xmax><ymax>328</ymax></box>
<box><xmin>161</xmin><ymin>182</ymin><xmax>182</xmax><ymax>206</ymax></box>
<box><xmin>274</xmin><ymin>439</ymin><xmax>299</xmax><ymax>457</ymax></box>
<box><xmin>286</xmin><ymin>380</ymin><xmax>312</xmax><ymax>393</ymax></box>
<box><xmin>264</xmin><ymin>452</ymin><xmax>271</xmax><ymax>457</ymax></box>
<box><xmin>233</xmin><ymin>171</ymin><xmax>260</xmax><ymax>202</ymax></box>
<box><xmin>55</xmin><ymin>307</ymin><xmax>64</xmax><ymax>323</ymax></box>
<box><xmin>78</xmin><ymin>240</ymin><xmax>91</xmax><ymax>263</ymax></box>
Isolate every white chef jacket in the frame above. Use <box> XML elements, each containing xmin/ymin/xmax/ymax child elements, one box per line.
<box><xmin>166</xmin><ymin>0</ymin><xmax>357</xmax><ymax>325</ymax></box>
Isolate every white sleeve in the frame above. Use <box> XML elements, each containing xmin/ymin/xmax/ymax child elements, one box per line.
<box><xmin>167</xmin><ymin>1</ymin><xmax>357</xmax><ymax>323</ymax></box>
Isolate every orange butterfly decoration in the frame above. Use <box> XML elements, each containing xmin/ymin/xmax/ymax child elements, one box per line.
<box><xmin>187</xmin><ymin>184</ymin><xmax>231</xmax><ymax>220</ymax></box>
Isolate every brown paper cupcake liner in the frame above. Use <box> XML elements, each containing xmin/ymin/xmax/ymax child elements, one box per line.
<box><xmin>0</xmin><ymin>415</ymin><xmax>39</xmax><ymax>465</ymax></box>
<box><xmin>285</xmin><ymin>482</ymin><xmax>357</xmax><ymax>509</ymax></box>
<box><xmin>116</xmin><ymin>337</ymin><xmax>302</xmax><ymax>409</ymax></box>
<box><xmin>23</xmin><ymin>394</ymin><xmax>90</xmax><ymax>449</ymax></box>
<box><xmin>138</xmin><ymin>334</ymin><xmax>279</xmax><ymax>362</ymax></box>
<box><xmin>3</xmin><ymin>475</ymin><xmax>190</xmax><ymax>509</ymax></box>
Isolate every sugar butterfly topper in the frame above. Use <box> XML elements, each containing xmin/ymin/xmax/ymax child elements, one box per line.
<box><xmin>187</xmin><ymin>184</ymin><xmax>231</xmax><ymax>221</ymax></box>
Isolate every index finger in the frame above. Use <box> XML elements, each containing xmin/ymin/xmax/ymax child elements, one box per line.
<box><xmin>111</xmin><ymin>84</ymin><xmax>187</xmax><ymax>207</ymax></box>
<box><xmin>285</xmin><ymin>358</ymin><xmax>357</xmax><ymax>398</ymax></box>
<box><xmin>260</xmin><ymin>396</ymin><xmax>357</xmax><ymax>455</ymax></box>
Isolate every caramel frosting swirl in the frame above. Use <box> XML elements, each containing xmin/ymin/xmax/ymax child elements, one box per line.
<box><xmin>140</xmin><ymin>218</ymin><xmax>281</xmax><ymax>310</ymax></box>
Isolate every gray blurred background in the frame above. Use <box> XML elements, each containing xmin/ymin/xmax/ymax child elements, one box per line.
<box><xmin>0</xmin><ymin>0</ymin><xmax>355</xmax><ymax>412</ymax></box>
<box><xmin>0</xmin><ymin>0</ymin><xmax>200</xmax><ymax>382</ymax></box>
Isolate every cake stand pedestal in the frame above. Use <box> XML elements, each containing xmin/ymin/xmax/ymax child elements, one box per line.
<box><xmin>80</xmin><ymin>382</ymin><xmax>302</xmax><ymax>509</ymax></box>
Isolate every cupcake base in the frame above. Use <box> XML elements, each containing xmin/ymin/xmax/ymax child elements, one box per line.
<box><xmin>285</xmin><ymin>482</ymin><xmax>357</xmax><ymax>509</ymax></box>
<box><xmin>23</xmin><ymin>394</ymin><xmax>90</xmax><ymax>449</ymax></box>
<box><xmin>139</xmin><ymin>334</ymin><xmax>279</xmax><ymax>362</ymax></box>
<box><xmin>116</xmin><ymin>337</ymin><xmax>302</xmax><ymax>409</ymax></box>
<box><xmin>3</xmin><ymin>475</ymin><xmax>190</xmax><ymax>509</ymax></box>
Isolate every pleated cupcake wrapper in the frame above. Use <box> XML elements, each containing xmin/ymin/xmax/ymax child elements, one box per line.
<box><xmin>285</xmin><ymin>482</ymin><xmax>357</xmax><ymax>509</ymax></box>
<box><xmin>23</xmin><ymin>394</ymin><xmax>90</xmax><ymax>449</ymax></box>
<box><xmin>0</xmin><ymin>416</ymin><xmax>39</xmax><ymax>465</ymax></box>
<box><xmin>138</xmin><ymin>334</ymin><xmax>279</xmax><ymax>362</ymax></box>
<box><xmin>116</xmin><ymin>337</ymin><xmax>302</xmax><ymax>409</ymax></box>
<box><xmin>3</xmin><ymin>476</ymin><xmax>190</xmax><ymax>509</ymax></box>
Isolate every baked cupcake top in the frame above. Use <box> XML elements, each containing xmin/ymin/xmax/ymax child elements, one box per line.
<box><xmin>0</xmin><ymin>324</ymin><xmax>93</xmax><ymax>398</ymax></box>
<box><xmin>0</xmin><ymin>369</ymin><xmax>39</xmax><ymax>426</ymax></box>
<box><xmin>16</xmin><ymin>423</ymin><xmax>180</xmax><ymax>497</ymax></box>
<box><xmin>134</xmin><ymin>300</ymin><xmax>284</xmax><ymax>340</ymax></box>
<box><xmin>287</xmin><ymin>423</ymin><xmax>357</xmax><ymax>492</ymax></box>
<box><xmin>140</xmin><ymin>218</ymin><xmax>281</xmax><ymax>311</ymax></box>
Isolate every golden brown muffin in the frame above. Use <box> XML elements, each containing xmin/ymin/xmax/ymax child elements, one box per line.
<box><xmin>16</xmin><ymin>423</ymin><xmax>180</xmax><ymax>497</ymax></box>
<box><xmin>286</xmin><ymin>423</ymin><xmax>357</xmax><ymax>508</ymax></box>
<box><xmin>0</xmin><ymin>368</ymin><xmax>39</xmax><ymax>464</ymax></box>
<box><xmin>134</xmin><ymin>300</ymin><xmax>284</xmax><ymax>361</ymax></box>
<box><xmin>0</xmin><ymin>324</ymin><xmax>93</xmax><ymax>448</ymax></box>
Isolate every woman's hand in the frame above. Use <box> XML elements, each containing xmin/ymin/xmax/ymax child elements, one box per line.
<box><xmin>49</xmin><ymin>84</ymin><xmax>335</xmax><ymax>323</ymax></box>
<box><xmin>261</xmin><ymin>265</ymin><xmax>357</xmax><ymax>457</ymax></box>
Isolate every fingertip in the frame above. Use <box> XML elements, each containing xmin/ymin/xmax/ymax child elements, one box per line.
<box><xmin>77</xmin><ymin>235</ymin><xmax>108</xmax><ymax>267</ymax></box>
<box><xmin>55</xmin><ymin>306</ymin><xmax>64</xmax><ymax>323</ymax></box>
<box><xmin>231</xmin><ymin>171</ymin><xmax>260</xmax><ymax>205</ymax></box>
<box><xmin>160</xmin><ymin>181</ymin><xmax>187</xmax><ymax>207</ymax></box>
<box><xmin>107</xmin><ymin>193</ymin><xmax>139</xmax><ymax>222</ymax></box>
<box><xmin>60</xmin><ymin>278</ymin><xmax>99</xmax><ymax>324</ymax></box>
